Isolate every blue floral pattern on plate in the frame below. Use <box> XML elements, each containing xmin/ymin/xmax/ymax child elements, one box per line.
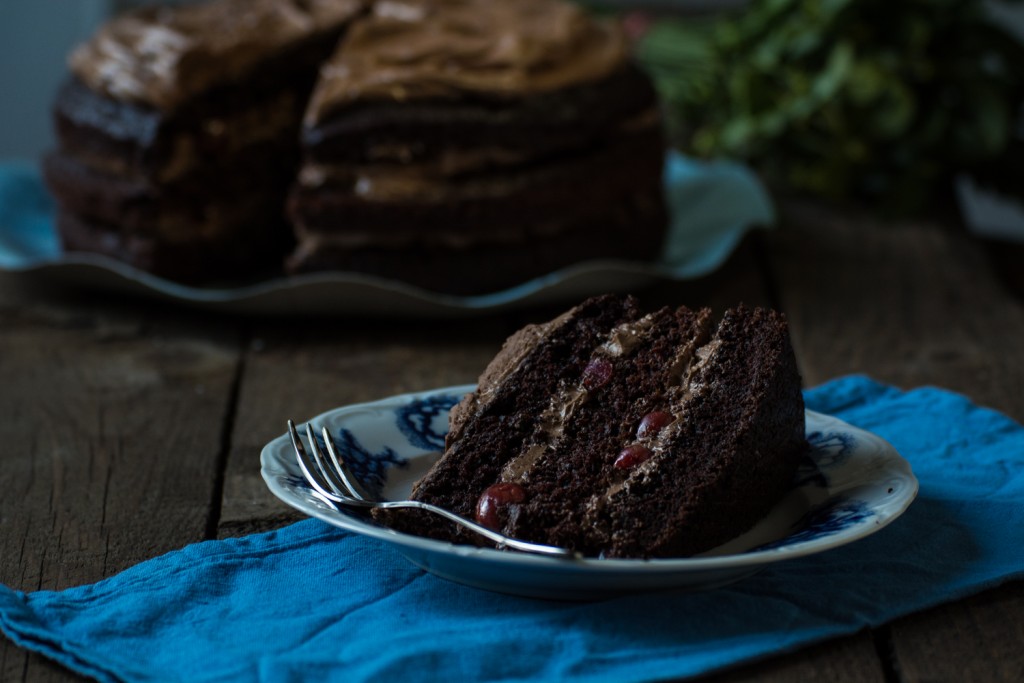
<box><xmin>756</xmin><ymin>500</ymin><xmax>873</xmax><ymax>551</ymax></box>
<box><xmin>395</xmin><ymin>393</ymin><xmax>462</xmax><ymax>451</ymax></box>
<box><xmin>261</xmin><ymin>386</ymin><xmax>918</xmax><ymax>598</ymax></box>
<box><xmin>313</xmin><ymin>430</ymin><xmax>406</xmax><ymax>499</ymax></box>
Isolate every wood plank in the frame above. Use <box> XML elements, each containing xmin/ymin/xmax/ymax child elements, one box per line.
<box><xmin>707</xmin><ymin>632</ymin><xmax>886</xmax><ymax>683</ymax></box>
<box><xmin>765</xmin><ymin>201</ymin><xmax>1024</xmax><ymax>415</ymax></box>
<box><xmin>892</xmin><ymin>583</ymin><xmax>1024</xmax><ymax>682</ymax></box>
<box><xmin>0</xmin><ymin>279</ymin><xmax>242</xmax><ymax>682</ymax></box>
<box><xmin>765</xmin><ymin>200</ymin><xmax>1024</xmax><ymax>682</ymax></box>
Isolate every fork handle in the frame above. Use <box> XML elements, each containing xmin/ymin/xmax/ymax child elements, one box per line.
<box><xmin>382</xmin><ymin>500</ymin><xmax>580</xmax><ymax>557</ymax></box>
<box><xmin>337</xmin><ymin>497</ymin><xmax>579</xmax><ymax>558</ymax></box>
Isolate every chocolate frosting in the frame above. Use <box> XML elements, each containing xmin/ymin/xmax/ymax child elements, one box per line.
<box><xmin>69</xmin><ymin>0</ymin><xmax>364</xmax><ymax>111</ymax></box>
<box><xmin>306</xmin><ymin>0</ymin><xmax>629</xmax><ymax>125</ymax></box>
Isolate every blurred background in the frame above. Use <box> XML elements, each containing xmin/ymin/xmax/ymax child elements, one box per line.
<box><xmin>2</xmin><ymin>0</ymin><xmax>1022</xmax><ymax>240</ymax></box>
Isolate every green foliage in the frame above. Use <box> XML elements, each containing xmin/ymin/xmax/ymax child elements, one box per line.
<box><xmin>637</xmin><ymin>0</ymin><xmax>1024</xmax><ymax>211</ymax></box>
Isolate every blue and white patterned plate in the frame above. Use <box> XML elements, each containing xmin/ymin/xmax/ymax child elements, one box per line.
<box><xmin>261</xmin><ymin>385</ymin><xmax>918</xmax><ymax>599</ymax></box>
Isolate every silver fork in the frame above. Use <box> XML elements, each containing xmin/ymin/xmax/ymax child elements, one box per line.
<box><xmin>287</xmin><ymin>420</ymin><xmax>579</xmax><ymax>558</ymax></box>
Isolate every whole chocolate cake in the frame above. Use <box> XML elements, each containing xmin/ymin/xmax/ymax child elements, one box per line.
<box><xmin>44</xmin><ymin>0</ymin><xmax>365</xmax><ymax>283</ymax></box>
<box><xmin>286</xmin><ymin>0</ymin><xmax>668</xmax><ymax>294</ymax></box>
<box><xmin>377</xmin><ymin>295</ymin><xmax>807</xmax><ymax>558</ymax></box>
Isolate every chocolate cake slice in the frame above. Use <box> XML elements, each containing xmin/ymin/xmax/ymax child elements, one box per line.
<box><xmin>378</xmin><ymin>296</ymin><xmax>806</xmax><ymax>558</ymax></box>
<box><xmin>287</xmin><ymin>0</ymin><xmax>667</xmax><ymax>294</ymax></box>
<box><xmin>44</xmin><ymin>0</ymin><xmax>366</xmax><ymax>283</ymax></box>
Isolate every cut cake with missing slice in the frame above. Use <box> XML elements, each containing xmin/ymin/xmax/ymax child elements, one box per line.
<box><xmin>44</xmin><ymin>0</ymin><xmax>366</xmax><ymax>283</ymax></box>
<box><xmin>376</xmin><ymin>294</ymin><xmax>807</xmax><ymax>558</ymax></box>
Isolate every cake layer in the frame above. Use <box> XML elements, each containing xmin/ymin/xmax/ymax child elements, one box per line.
<box><xmin>285</xmin><ymin>190</ymin><xmax>665</xmax><ymax>294</ymax></box>
<box><xmin>380</xmin><ymin>298</ymin><xmax>806</xmax><ymax>557</ymax></box>
<box><xmin>53</xmin><ymin>77</ymin><xmax>307</xmax><ymax>185</ymax></box>
<box><xmin>43</xmin><ymin>147</ymin><xmax>291</xmax><ymax>241</ymax></box>
<box><xmin>55</xmin><ymin>209</ymin><xmax>290</xmax><ymax>284</ymax></box>
<box><xmin>301</xmin><ymin>65</ymin><xmax>660</xmax><ymax>168</ymax></box>
<box><xmin>287</xmin><ymin>120</ymin><xmax>664</xmax><ymax>245</ymax></box>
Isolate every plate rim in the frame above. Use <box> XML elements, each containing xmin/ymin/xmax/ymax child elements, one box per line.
<box><xmin>260</xmin><ymin>384</ymin><xmax>918</xmax><ymax>573</ymax></box>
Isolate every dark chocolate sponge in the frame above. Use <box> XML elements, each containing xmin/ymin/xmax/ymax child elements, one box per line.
<box><xmin>377</xmin><ymin>296</ymin><xmax>807</xmax><ymax>559</ymax></box>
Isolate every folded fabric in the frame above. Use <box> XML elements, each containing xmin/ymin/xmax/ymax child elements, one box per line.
<box><xmin>2</xmin><ymin>376</ymin><xmax>1023</xmax><ymax>683</ymax></box>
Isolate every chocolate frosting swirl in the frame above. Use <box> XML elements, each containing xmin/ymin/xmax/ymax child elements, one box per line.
<box><xmin>306</xmin><ymin>0</ymin><xmax>629</xmax><ymax>125</ymax></box>
<box><xmin>69</xmin><ymin>0</ymin><xmax>364</xmax><ymax>112</ymax></box>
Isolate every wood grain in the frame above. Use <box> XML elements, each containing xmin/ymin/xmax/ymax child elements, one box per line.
<box><xmin>708</xmin><ymin>632</ymin><xmax>886</xmax><ymax>683</ymax></box>
<box><xmin>0</xmin><ymin>286</ymin><xmax>241</xmax><ymax>682</ymax></box>
<box><xmin>765</xmin><ymin>200</ymin><xmax>1024</xmax><ymax>682</ymax></box>
<box><xmin>892</xmin><ymin>583</ymin><xmax>1024</xmax><ymax>683</ymax></box>
<box><xmin>766</xmin><ymin>201</ymin><xmax>1024</xmax><ymax>414</ymax></box>
<box><xmin>217</xmin><ymin>317</ymin><xmax>515</xmax><ymax>537</ymax></box>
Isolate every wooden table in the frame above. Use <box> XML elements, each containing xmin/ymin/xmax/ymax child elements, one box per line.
<box><xmin>2</xmin><ymin>201</ymin><xmax>1022</xmax><ymax>681</ymax></box>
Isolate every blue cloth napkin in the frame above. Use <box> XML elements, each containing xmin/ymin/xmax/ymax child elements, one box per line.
<box><xmin>2</xmin><ymin>376</ymin><xmax>1023</xmax><ymax>683</ymax></box>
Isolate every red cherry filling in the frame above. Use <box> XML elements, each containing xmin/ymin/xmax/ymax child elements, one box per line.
<box><xmin>581</xmin><ymin>358</ymin><xmax>613</xmax><ymax>390</ymax></box>
<box><xmin>636</xmin><ymin>410</ymin><xmax>673</xmax><ymax>439</ymax></box>
<box><xmin>614</xmin><ymin>444</ymin><xmax>653</xmax><ymax>469</ymax></box>
<box><xmin>475</xmin><ymin>482</ymin><xmax>527</xmax><ymax>530</ymax></box>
